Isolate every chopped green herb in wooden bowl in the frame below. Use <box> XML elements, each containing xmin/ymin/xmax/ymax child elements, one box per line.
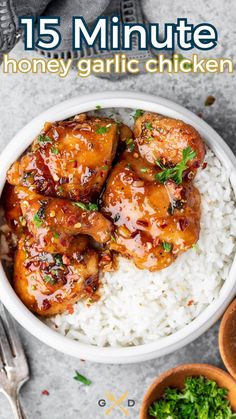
<box><xmin>140</xmin><ymin>364</ymin><xmax>236</xmax><ymax>419</ymax></box>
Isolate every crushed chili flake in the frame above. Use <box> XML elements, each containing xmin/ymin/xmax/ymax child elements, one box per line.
<box><xmin>178</xmin><ymin>218</ymin><xmax>190</xmax><ymax>231</ymax></box>
<box><xmin>42</xmin><ymin>390</ymin><xmax>50</xmax><ymax>396</ymax></box>
<box><xmin>42</xmin><ymin>299</ymin><xmax>51</xmax><ymax>311</ymax></box>
<box><xmin>66</xmin><ymin>304</ymin><xmax>74</xmax><ymax>315</ymax></box>
<box><xmin>192</xmin><ymin>160</ymin><xmax>201</xmax><ymax>169</ymax></box>
<box><xmin>202</xmin><ymin>162</ymin><xmax>208</xmax><ymax>170</ymax></box>
<box><xmin>187</xmin><ymin>299</ymin><xmax>194</xmax><ymax>306</ymax></box>
<box><xmin>160</xmin><ymin>221</ymin><xmax>168</xmax><ymax>229</ymax></box>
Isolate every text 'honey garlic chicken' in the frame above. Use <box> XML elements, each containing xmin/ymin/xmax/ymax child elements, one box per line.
<box><xmin>15</xmin><ymin>186</ymin><xmax>113</xmax><ymax>253</ymax></box>
<box><xmin>101</xmin><ymin>158</ymin><xmax>201</xmax><ymax>271</ymax></box>
<box><xmin>133</xmin><ymin>112</ymin><xmax>205</xmax><ymax>179</ymax></box>
<box><xmin>7</xmin><ymin>114</ymin><xmax>120</xmax><ymax>202</ymax></box>
<box><xmin>13</xmin><ymin>234</ymin><xmax>99</xmax><ymax>316</ymax></box>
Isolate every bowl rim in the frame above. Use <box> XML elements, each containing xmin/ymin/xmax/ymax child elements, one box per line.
<box><xmin>219</xmin><ymin>298</ymin><xmax>236</xmax><ymax>379</ymax></box>
<box><xmin>139</xmin><ymin>363</ymin><xmax>236</xmax><ymax>418</ymax></box>
<box><xmin>0</xmin><ymin>91</ymin><xmax>236</xmax><ymax>364</ymax></box>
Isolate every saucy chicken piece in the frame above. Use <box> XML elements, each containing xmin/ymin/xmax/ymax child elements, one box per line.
<box><xmin>13</xmin><ymin>234</ymin><xmax>99</xmax><ymax>316</ymax></box>
<box><xmin>119</xmin><ymin>123</ymin><xmax>133</xmax><ymax>143</ymax></box>
<box><xmin>7</xmin><ymin>114</ymin><xmax>119</xmax><ymax>202</ymax></box>
<box><xmin>2</xmin><ymin>182</ymin><xmax>24</xmax><ymax>236</ymax></box>
<box><xmin>133</xmin><ymin>112</ymin><xmax>205</xmax><ymax>178</ymax></box>
<box><xmin>101</xmin><ymin>157</ymin><xmax>201</xmax><ymax>271</ymax></box>
<box><xmin>15</xmin><ymin>186</ymin><xmax>113</xmax><ymax>252</ymax></box>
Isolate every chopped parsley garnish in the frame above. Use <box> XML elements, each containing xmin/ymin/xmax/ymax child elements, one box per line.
<box><xmin>114</xmin><ymin>213</ymin><xmax>120</xmax><ymax>222</ymax></box>
<box><xmin>132</xmin><ymin>109</ymin><xmax>144</xmax><ymax>120</ymax></box>
<box><xmin>87</xmin><ymin>203</ymin><xmax>98</xmax><ymax>211</ymax></box>
<box><xmin>74</xmin><ymin>371</ymin><xmax>92</xmax><ymax>386</ymax></box>
<box><xmin>141</xmin><ymin>168</ymin><xmax>148</xmax><ymax>173</ymax></box>
<box><xmin>43</xmin><ymin>275</ymin><xmax>56</xmax><ymax>285</ymax></box>
<box><xmin>51</xmin><ymin>147</ymin><xmax>59</xmax><ymax>155</ymax></box>
<box><xmin>54</xmin><ymin>232</ymin><xmax>60</xmax><ymax>239</ymax></box>
<box><xmin>155</xmin><ymin>146</ymin><xmax>196</xmax><ymax>184</ymax></box>
<box><xmin>54</xmin><ymin>254</ymin><xmax>63</xmax><ymax>266</ymax></box>
<box><xmin>74</xmin><ymin>202</ymin><xmax>98</xmax><ymax>211</ymax></box>
<box><xmin>96</xmin><ymin>126</ymin><xmax>109</xmax><ymax>134</ymax></box>
<box><xmin>33</xmin><ymin>213</ymin><xmax>43</xmax><ymax>228</ymax></box>
<box><xmin>149</xmin><ymin>376</ymin><xmax>236</xmax><ymax>418</ymax></box>
<box><xmin>147</xmin><ymin>136</ymin><xmax>154</xmax><ymax>141</ymax></box>
<box><xmin>37</xmin><ymin>134</ymin><xmax>52</xmax><ymax>144</ymax></box>
<box><xmin>162</xmin><ymin>241</ymin><xmax>172</xmax><ymax>252</ymax></box>
<box><xmin>125</xmin><ymin>138</ymin><xmax>135</xmax><ymax>151</ymax></box>
<box><xmin>145</xmin><ymin>122</ymin><xmax>153</xmax><ymax>130</ymax></box>
<box><xmin>101</xmin><ymin>165</ymin><xmax>109</xmax><ymax>171</ymax></box>
<box><xmin>33</xmin><ymin>201</ymin><xmax>47</xmax><ymax>228</ymax></box>
<box><xmin>74</xmin><ymin>202</ymin><xmax>87</xmax><ymax>210</ymax></box>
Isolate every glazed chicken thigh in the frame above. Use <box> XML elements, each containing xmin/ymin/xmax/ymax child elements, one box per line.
<box><xmin>101</xmin><ymin>154</ymin><xmax>201</xmax><ymax>271</ymax></box>
<box><xmin>7</xmin><ymin>114</ymin><xmax>120</xmax><ymax>202</ymax></box>
<box><xmin>2</xmin><ymin>182</ymin><xmax>24</xmax><ymax>236</ymax></box>
<box><xmin>14</xmin><ymin>186</ymin><xmax>113</xmax><ymax>253</ymax></box>
<box><xmin>14</xmin><ymin>234</ymin><xmax>99</xmax><ymax>316</ymax></box>
<box><xmin>133</xmin><ymin>112</ymin><xmax>205</xmax><ymax>178</ymax></box>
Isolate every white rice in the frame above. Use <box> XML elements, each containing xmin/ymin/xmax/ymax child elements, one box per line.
<box><xmin>46</xmin><ymin>148</ymin><xmax>236</xmax><ymax>347</ymax></box>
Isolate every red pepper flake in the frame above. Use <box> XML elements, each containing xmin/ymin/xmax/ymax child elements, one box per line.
<box><xmin>197</xmin><ymin>112</ymin><xmax>203</xmax><ymax>118</ymax></box>
<box><xmin>187</xmin><ymin>299</ymin><xmax>194</xmax><ymax>306</ymax></box>
<box><xmin>178</xmin><ymin>218</ymin><xmax>190</xmax><ymax>231</ymax></box>
<box><xmin>160</xmin><ymin>221</ymin><xmax>168</xmax><ymax>229</ymax></box>
<box><xmin>67</xmin><ymin>304</ymin><xmax>74</xmax><ymax>315</ymax></box>
<box><xmin>202</xmin><ymin>162</ymin><xmax>208</xmax><ymax>170</ymax></box>
<box><xmin>137</xmin><ymin>219</ymin><xmax>149</xmax><ymax>227</ymax></box>
<box><xmin>192</xmin><ymin>160</ymin><xmax>201</xmax><ymax>169</ymax></box>
<box><xmin>42</xmin><ymin>299</ymin><xmax>51</xmax><ymax>311</ymax></box>
<box><xmin>42</xmin><ymin>390</ymin><xmax>50</xmax><ymax>396</ymax></box>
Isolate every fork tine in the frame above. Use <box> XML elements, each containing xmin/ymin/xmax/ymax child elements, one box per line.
<box><xmin>0</xmin><ymin>315</ymin><xmax>15</xmax><ymax>371</ymax></box>
<box><xmin>0</xmin><ymin>305</ymin><xmax>26</xmax><ymax>361</ymax></box>
<box><xmin>0</xmin><ymin>305</ymin><xmax>29</xmax><ymax>382</ymax></box>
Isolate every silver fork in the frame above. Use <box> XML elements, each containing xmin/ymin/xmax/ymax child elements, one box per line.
<box><xmin>0</xmin><ymin>304</ymin><xmax>29</xmax><ymax>419</ymax></box>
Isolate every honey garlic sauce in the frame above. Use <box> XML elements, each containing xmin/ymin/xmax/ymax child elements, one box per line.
<box><xmin>101</xmin><ymin>157</ymin><xmax>201</xmax><ymax>271</ymax></box>
<box><xmin>7</xmin><ymin>115</ymin><xmax>119</xmax><ymax>202</ymax></box>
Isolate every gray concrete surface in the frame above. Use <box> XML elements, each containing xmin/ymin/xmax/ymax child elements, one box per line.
<box><xmin>0</xmin><ymin>0</ymin><xmax>235</xmax><ymax>418</ymax></box>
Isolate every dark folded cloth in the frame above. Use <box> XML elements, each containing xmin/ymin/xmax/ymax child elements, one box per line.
<box><xmin>0</xmin><ymin>0</ymin><xmax>51</xmax><ymax>61</ymax></box>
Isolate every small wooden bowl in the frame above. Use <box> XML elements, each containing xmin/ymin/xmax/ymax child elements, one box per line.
<box><xmin>140</xmin><ymin>364</ymin><xmax>236</xmax><ymax>419</ymax></box>
<box><xmin>219</xmin><ymin>299</ymin><xmax>236</xmax><ymax>380</ymax></box>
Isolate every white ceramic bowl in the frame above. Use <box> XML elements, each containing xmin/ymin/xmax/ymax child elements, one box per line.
<box><xmin>0</xmin><ymin>92</ymin><xmax>236</xmax><ymax>364</ymax></box>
